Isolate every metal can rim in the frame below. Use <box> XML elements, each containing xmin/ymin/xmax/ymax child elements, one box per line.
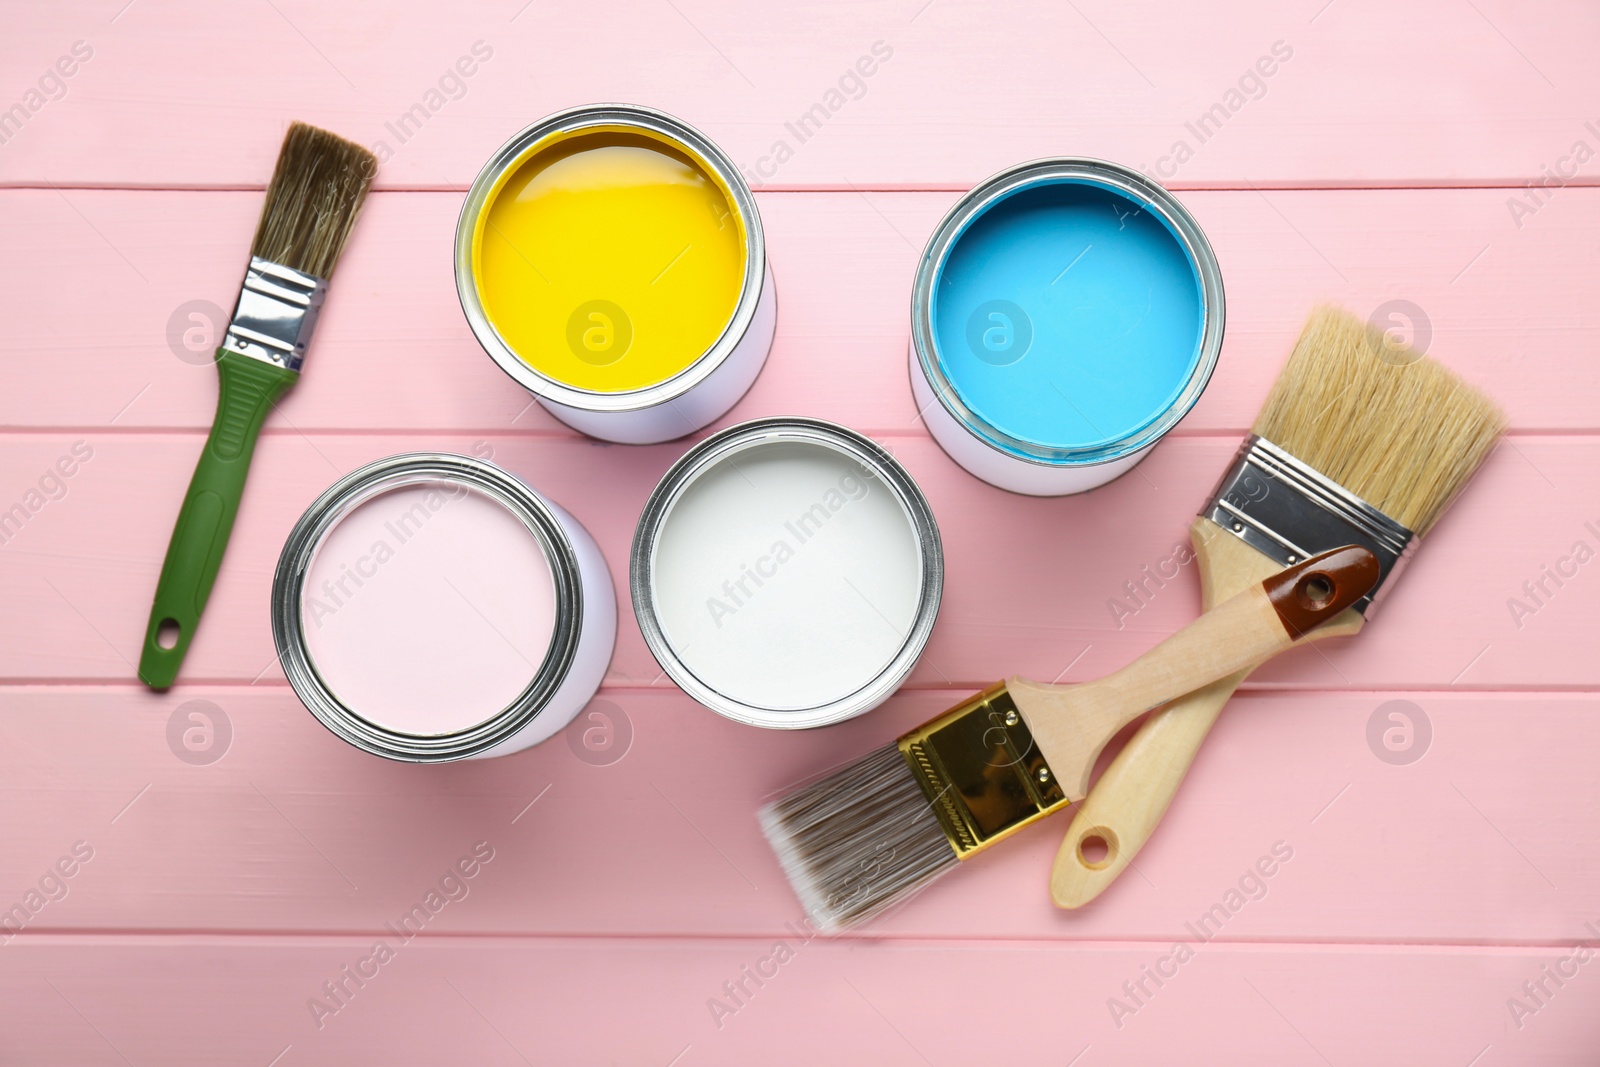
<box><xmin>630</xmin><ymin>417</ymin><xmax>945</xmax><ymax>729</ymax></box>
<box><xmin>270</xmin><ymin>452</ymin><xmax>585</xmax><ymax>762</ymax></box>
<box><xmin>910</xmin><ymin>156</ymin><xmax>1226</xmax><ymax>467</ymax></box>
<box><xmin>455</xmin><ymin>103</ymin><xmax>768</xmax><ymax>414</ymax></box>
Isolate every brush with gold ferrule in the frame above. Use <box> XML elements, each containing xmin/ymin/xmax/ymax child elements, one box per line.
<box><xmin>138</xmin><ymin>123</ymin><xmax>375</xmax><ymax>689</ymax></box>
<box><xmin>1049</xmin><ymin>305</ymin><xmax>1505</xmax><ymax>908</ymax></box>
<box><xmin>759</xmin><ymin>545</ymin><xmax>1380</xmax><ymax>931</ymax></box>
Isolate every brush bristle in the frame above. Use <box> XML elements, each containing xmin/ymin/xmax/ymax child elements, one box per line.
<box><xmin>250</xmin><ymin>122</ymin><xmax>376</xmax><ymax>279</ymax></box>
<box><xmin>1253</xmin><ymin>306</ymin><xmax>1506</xmax><ymax>535</ymax></box>
<box><xmin>759</xmin><ymin>743</ymin><xmax>957</xmax><ymax>932</ymax></box>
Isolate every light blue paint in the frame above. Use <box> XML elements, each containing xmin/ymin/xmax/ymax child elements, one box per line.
<box><xmin>931</xmin><ymin>179</ymin><xmax>1204</xmax><ymax>456</ymax></box>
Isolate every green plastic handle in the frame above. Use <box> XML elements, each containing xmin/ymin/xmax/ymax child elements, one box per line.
<box><xmin>138</xmin><ymin>350</ymin><xmax>298</xmax><ymax>689</ymax></box>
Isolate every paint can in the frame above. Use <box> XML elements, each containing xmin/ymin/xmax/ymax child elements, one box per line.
<box><xmin>456</xmin><ymin>104</ymin><xmax>776</xmax><ymax>445</ymax></box>
<box><xmin>910</xmin><ymin>158</ymin><xmax>1224</xmax><ymax>495</ymax></box>
<box><xmin>271</xmin><ymin>453</ymin><xmax>616</xmax><ymax>761</ymax></box>
<box><xmin>631</xmin><ymin>417</ymin><xmax>942</xmax><ymax>729</ymax></box>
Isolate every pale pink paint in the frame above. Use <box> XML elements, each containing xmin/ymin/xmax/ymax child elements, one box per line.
<box><xmin>300</xmin><ymin>483</ymin><xmax>556</xmax><ymax>736</ymax></box>
<box><xmin>1</xmin><ymin>1</ymin><xmax>1597</xmax><ymax>1063</ymax></box>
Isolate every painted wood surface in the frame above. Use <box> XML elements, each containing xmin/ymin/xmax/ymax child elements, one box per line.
<box><xmin>10</xmin><ymin>937</ymin><xmax>1600</xmax><ymax>1066</ymax></box>
<box><xmin>1</xmin><ymin>686</ymin><xmax>1596</xmax><ymax>945</ymax></box>
<box><xmin>1</xmin><ymin>0</ymin><xmax>1596</xmax><ymax>189</ymax></box>
<box><xmin>3</xmin><ymin>1</ymin><xmax>1598</xmax><ymax>1063</ymax></box>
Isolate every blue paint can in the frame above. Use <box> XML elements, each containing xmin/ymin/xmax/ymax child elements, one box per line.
<box><xmin>910</xmin><ymin>158</ymin><xmax>1224</xmax><ymax>495</ymax></box>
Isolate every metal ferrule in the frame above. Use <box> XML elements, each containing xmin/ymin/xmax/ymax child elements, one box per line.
<box><xmin>223</xmin><ymin>256</ymin><xmax>328</xmax><ymax>373</ymax></box>
<box><xmin>898</xmin><ymin>683</ymin><xmax>1069</xmax><ymax>860</ymax></box>
<box><xmin>1202</xmin><ymin>435</ymin><xmax>1418</xmax><ymax>616</ymax></box>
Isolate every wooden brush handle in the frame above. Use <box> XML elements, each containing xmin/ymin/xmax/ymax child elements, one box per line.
<box><xmin>1049</xmin><ymin>519</ymin><xmax>1367</xmax><ymax>908</ymax></box>
<box><xmin>1009</xmin><ymin>544</ymin><xmax>1377</xmax><ymax>804</ymax></box>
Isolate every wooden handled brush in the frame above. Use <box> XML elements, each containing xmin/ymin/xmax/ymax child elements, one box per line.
<box><xmin>1049</xmin><ymin>306</ymin><xmax>1505</xmax><ymax>907</ymax></box>
<box><xmin>138</xmin><ymin>123</ymin><xmax>375</xmax><ymax>689</ymax></box>
<box><xmin>760</xmin><ymin>544</ymin><xmax>1379</xmax><ymax>931</ymax></box>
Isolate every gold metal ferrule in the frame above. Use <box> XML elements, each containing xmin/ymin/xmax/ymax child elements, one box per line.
<box><xmin>897</xmin><ymin>683</ymin><xmax>1069</xmax><ymax>860</ymax></box>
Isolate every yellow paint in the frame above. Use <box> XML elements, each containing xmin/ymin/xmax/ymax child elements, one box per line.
<box><xmin>471</xmin><ymin>128</ymin><xmax>748</xmax><ymax>393</ymax></box>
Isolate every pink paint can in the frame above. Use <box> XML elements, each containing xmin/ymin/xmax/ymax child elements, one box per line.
<box><xmin>272</xmin><ymin>453</ymin><xmax>615</xmax><ymax>761</ymax></box>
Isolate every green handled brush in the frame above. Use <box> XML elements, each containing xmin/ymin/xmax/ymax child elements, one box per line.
<box><xmin>138</xmin><ymin>122</ymin><xmax>375</xmax><ymax>689</ymax></box>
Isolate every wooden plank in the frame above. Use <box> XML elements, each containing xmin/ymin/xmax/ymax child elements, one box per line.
<box><xmin>4</xmin><ymin>1</ymin><xmax>1599</xmax><ymax>1061</ymax></box>
<box><xmin>4</xmin><ymin>935</ymin><xmax>1596</xmax><ymax>1065</ymax></box>
<box><xmin>0</xmin><ymin>686</ymin><xmax>1594</xmax><ymax>944</ymax></box>
<box><xmin>0</xmin><ymin>432</ymin><xmax>1585</xmax><ymax>687</ymax></box>
<box><xmin>1</xmin><ymin>0</ymin><xmax>1596</xmax><ymax>189</ymax></box>
<box><xmin>2</xmin><ymin>187</ymin><xmax>1596</xmax><ymax>434</ymax></box>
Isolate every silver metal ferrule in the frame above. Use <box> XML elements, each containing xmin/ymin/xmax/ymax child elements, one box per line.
<box><xmin>222</xmin><ymin>256</ymin><xmax>328</xmax><ymax>373</ymax></box>
<box><xmin>1202</xmin><ymin>435</ymin><xmax>1417</xmax><ymax>616</ymax></box>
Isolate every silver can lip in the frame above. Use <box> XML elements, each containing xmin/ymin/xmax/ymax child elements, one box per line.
<box><xmin>271</xmin><ymin>453</ymin><xmax>584</xmax><ymax>762</ymax></box>
<box><xmin>910</xmin><ymin>157</ymin><xmax>1226</xmax><ymax>468</ymax></box>
<box><xmin>455</xmin><ymin>103</ymin><xmax>768</xmax><ymax>415</ymax></box>
<box><xmin>630</xmin><ymin>417</ymin><xmax>944</xmax><ymax>730</ymax></box>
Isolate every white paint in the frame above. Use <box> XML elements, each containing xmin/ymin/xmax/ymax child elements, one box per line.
<box><xmin>301</xmin><ymin>483</ymin><xmax>557</xmax><ymax>736</ymax></box>
<box><xmin>650</xmin><ymin>441</ymin><xmax>923</xmax><ymax>714</ymax></box>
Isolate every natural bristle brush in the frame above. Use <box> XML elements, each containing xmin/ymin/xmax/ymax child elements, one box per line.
<box><xmin>760</xmin><ymin>545</ymin><xmax>1380</xmax><ymax>931</ymax></box>
<box><xmin>138</xmin><ymin>123</ymin><xmax>375</xmax><ymax>689</ymax></box>
<box><xmin>1049</xmin><ymin>305</ymin><xmax>1505</xmax><ymax>907</ymax></box>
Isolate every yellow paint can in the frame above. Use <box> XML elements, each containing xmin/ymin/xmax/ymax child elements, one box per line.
<box><xmin>457</xmin><ymin>106</ymin><xmax>776</xmax><ymax>444</ymax></box>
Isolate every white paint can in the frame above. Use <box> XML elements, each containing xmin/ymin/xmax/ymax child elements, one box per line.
<box><xmin>631</xmin><ymin>418</ymin><xmax>943</xmax><ymax>729</ymax></box>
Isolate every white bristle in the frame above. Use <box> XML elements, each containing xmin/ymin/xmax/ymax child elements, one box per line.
<box><xmin>759</xmin><ymin>743</ymin><xmax>958</xmax><ymax>932</ymax></box>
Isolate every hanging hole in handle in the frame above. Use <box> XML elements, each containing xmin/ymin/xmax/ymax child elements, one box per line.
<box><xmin>1296</xmin><ymin>573</ymin><xmax>1335</xmax><ymax>612</ymax></box>
<box><xmin>1077</xmin><ymin>827</ymin><xmax>1118</xmax><ymax>870</ymax></box>
<box><xmin>156</xmin><ymin>618</ymin><xmax>182</xmax><ymax>650</ymax></box>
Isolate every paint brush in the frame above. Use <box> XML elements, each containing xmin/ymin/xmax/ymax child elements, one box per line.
<box><xmin>760</xmin><ymin>544</ymin><xmax>1380</xmax><ymax>931</ymax></box>
<box><xmin>1049</xmin><ymin>305</ymin><xmax>1505</xmax><ymax>907</ymax></box>
<box><xmin>138</xmin><ymin>123</ymin><xmax>375</xmax><ymax>689</ymax></box>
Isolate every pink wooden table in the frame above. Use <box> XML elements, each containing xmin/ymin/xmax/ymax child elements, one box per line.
<box><xmin>4</xmin><ymin>1</ymin><xmax>1599</xmax><ymax>1063</ymax></box>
